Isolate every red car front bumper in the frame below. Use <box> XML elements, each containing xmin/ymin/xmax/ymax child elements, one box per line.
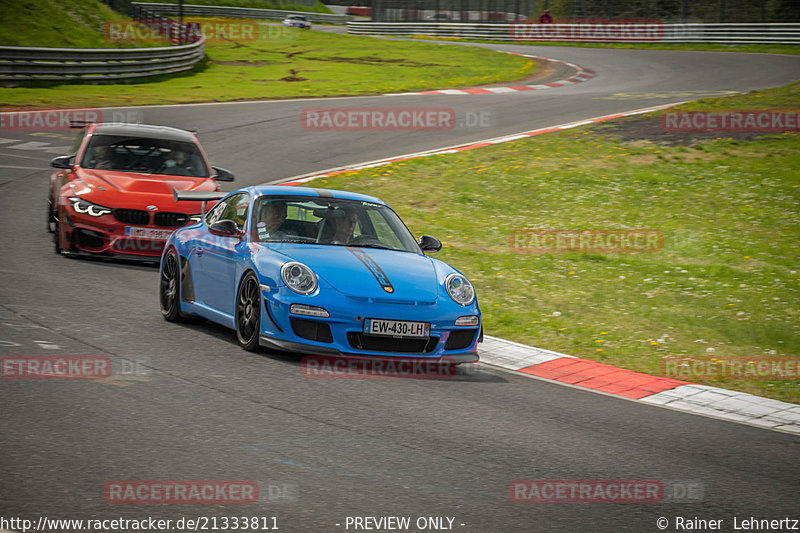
<box><xmin>58</xmin><ymin>205</ymin><xmax>193</xmax><ymax>259</ymax></box>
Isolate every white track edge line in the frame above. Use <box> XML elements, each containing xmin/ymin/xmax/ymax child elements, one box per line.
<box><xmin>480</xmin><ymin>362</ymin><xmax>800</xmax><ymax>436</ymax></box>
<box><xmin>267</xmin><ymin>102</ymin><xmax>686</xmax><ymax>185</ymax></box>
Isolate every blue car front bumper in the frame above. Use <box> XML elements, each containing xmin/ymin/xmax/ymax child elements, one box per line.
<box><xmin>259</xmin><ymin>287</ymin><xmax>481</xmax><ymax>362</ymax></box>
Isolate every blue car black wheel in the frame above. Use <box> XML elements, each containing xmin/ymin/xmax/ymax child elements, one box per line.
<box><xmin>160</xmin><ymin>249</ymin><xmax>184</xmax><ymax>322</ymax></box>
<box><xmin>236</xmin><ymin>272</ymin><xmax>261</xmax><ymax>351</ymax></box>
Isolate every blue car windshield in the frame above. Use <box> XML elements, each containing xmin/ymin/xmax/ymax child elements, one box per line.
<box><xmin>251</xmin><ymin>197</ymin><xmax>420</xmax><ymax>253</ymax></box>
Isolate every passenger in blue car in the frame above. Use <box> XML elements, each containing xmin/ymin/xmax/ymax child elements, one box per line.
<box><xmin>331</xmin><ymin>206</ymin><xmax>358</xmax><ymax>244</ymax></box>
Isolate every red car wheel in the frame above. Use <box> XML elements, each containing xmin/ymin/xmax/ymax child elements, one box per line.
<box><xmin>53</xmin><ymin>210</ymin><xmax>63</xmax><ymax>255</ymax></box>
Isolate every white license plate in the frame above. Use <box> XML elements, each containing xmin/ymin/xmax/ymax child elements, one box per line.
<box><xmin>125</xmin><ymin>227</ymin><xmax>173</xmax><ymax>240</ymax></box>
<box><xmin>364</xmin><ymin>318</ymin><xmax>430</xmax><ymax>338</ymax></box>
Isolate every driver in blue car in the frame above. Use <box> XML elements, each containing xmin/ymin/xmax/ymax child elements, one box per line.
<box><xmin>256</xmin><ymin>200</ymin><xmax>292</xmax><ymax>241</ymax></box>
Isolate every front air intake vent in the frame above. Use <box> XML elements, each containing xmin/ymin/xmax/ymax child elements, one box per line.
<box><xmin>113</xmin><ymin>209</ymin><xmax>150</xmax><ymax>225</ymax></box>
<box><xmin>154</xmin><ymin>212</ymin><xmax>189</xmax><ymax>227</ymax></box>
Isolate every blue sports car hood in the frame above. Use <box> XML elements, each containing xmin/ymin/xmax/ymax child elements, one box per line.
<box><xmin>264</xmin><ymin>244</ymin><xmax>440</xmax><ymax>303</ymax></box>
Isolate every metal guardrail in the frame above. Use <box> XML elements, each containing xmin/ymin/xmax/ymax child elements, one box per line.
<box><xmin>0</xmin><ymin>39</ymin><xmax>205</xmax><ymax>84</ymax></box>
<box><xmin>132</xmin><ymin>2</ymin><xmax>353</xmax><ymax>25</ymax></box>
<box><xmin>0</xmin><ymin>0</ymin><xmax>348</xmax><ymax>86</ymax></box>
<box><xmin>0</xmin><ymin>5</ymin><xmax>206</xmax><ymax>86</ymax></box>
<box><xmin>347</xmin><ymin>22</ymin><xmax>800</xmax><ymax>44</ymax></box>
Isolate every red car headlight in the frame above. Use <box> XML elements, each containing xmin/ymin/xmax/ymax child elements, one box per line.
<box><xmin>69</xmin><ymin>197</ymin><xmax>112</xmax><ymax>217</ymax></box>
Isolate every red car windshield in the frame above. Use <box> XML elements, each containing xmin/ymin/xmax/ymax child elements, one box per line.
<box><xmin>81</xmin><ymin>135</ymin><xmax>210</xmax><ymax>177</ymax></box>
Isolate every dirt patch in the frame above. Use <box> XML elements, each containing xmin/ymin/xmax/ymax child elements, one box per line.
<box><xmin>597</xmin><ymin>114</ymin><xmax>778</xmax><ymax>146</ymax></box>
<box><xmin>215</xmin><ymin>60</ymin><xmax>287</xmax><ymax>66</ymax></box>
<box><xmin>281</xmin><ymin>69</ymin><xmax>308</xmax><ymax>82</ymax></box>
<box><xmin>286</xmin><ymin>49</ymin><xmax>313</xmax><ymax>59</ymax></box>
<box><xmin>625</xmin><ymin>154</ymin><xmax>662</xmax><ymax>165</ymax></box>
<box><xmin>304</xmin><ymin>55</ymin><xmax>445</xmax><ymax>67</ymax></box>
<box><xmin>266</xmin><ymin>48</ymin><xmax>444</xmax><ymax>67</ymax></box>
<box><xmin>473</xmin><ymin>58</ymin><xmax>563</xmax><ymax>88</ymax></box>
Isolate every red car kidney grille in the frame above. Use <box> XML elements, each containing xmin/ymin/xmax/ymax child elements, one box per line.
<box><xmin>113</xmin><ymin>209</ymin><xmax>150</xmax><ymax>225</ymax></box>
<box><xmin>154</xmin><ymin>212</ymin><xmax>189</xmax><ymax>227</ymax></box>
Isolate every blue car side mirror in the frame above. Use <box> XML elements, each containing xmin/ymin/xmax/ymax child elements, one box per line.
<box><xmin>209</xmin><ymin>220</ymin><xmax>243</xmax><ymax>238</ymax></box>
<box><xmin>419</xmin><ymin>235</ymin><xmax>442</xmax><ymax>252</ymax></box>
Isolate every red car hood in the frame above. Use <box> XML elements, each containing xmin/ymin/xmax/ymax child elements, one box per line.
<box><xmin>69</xmin><ymin>168</ymin><xmax>218</xmax><ymax>212</ymax></box>
<box><xmin>78</xmin><ymin>168</ymin><xmax>213</xmax><ymax>194</ymax></box>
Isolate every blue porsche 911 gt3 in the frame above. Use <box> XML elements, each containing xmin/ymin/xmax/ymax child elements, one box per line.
<box><xmin>159</xmin><ymin>186</ymin><xmax>482</xmax><ymax>362</ymax></box>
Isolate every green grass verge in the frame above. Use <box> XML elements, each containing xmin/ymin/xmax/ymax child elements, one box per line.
<box><xmin>0</xmin><ymin>0</ymin><xmax>330</xmax><ymax>49</ymax></box>
<box><xmin>0</xmin><ymin>0</ymin><xmax>145</xmax><ymax>48</ymax></box>
<box><xmin>309</xmin><ymin>83</ymin><xmax>800</xmax><ymax>403</ymax></box>
<box><xmin>0</xmin><ymin>29</ymin><xmax>535</xmax><ymax>108</ymax></box>
<box><xmin>408</xmin><ymin>36</ymin><xmax>800</xmax><ymax>55</ymax></box>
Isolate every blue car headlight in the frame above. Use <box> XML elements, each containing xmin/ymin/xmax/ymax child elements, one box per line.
<box><xmin>69</xmin><ymin>197</ymin><xmax>112</xmax><ymax>217</ymax></box>
<box><xmin>281</xmin><ymin>262</ymin><xmax>317</xmax><ymax>295</ymax></box>
<box><xmin>445</xmin><ymin>273</ymin><xmax>475</xmax><ymax>306</ymax></box>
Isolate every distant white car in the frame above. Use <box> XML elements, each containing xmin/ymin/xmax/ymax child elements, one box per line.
<box><xmin>283</xmin><ymin>14</ymin><xmax>312</xmax><ymax>29</ymax></box>
<box><xmin>426</xmin><ymin>13</ymin><xmax>451</xmax><ymax>21</ymax></box>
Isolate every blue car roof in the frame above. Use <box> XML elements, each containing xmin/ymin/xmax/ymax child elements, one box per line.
<box><xmin>242</xmin><ymin>186</ymin><xmax>388</xmax><ymax>206</ymax></box>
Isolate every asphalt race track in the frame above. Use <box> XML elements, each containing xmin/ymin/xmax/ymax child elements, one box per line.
<box><xmin>1</xmin><ymin>43</ymin><xmax>799</xmax><ymax>532</ymax></box>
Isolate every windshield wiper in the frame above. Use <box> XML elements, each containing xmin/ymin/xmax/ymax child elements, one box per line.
<box><xmin>355</xmin><ymin>243</ymin><xmax>397</xmax><ymax>251</ymax></box>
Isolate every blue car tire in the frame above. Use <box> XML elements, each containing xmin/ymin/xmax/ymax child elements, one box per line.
<box><xmin>236</xmin><ymin>271</ymin><xmax>261</xmax><ymax>351</ymax></box>
<box><xmin>160</xmin><ymin>248</ymin><xmax>188</xmax><ymax>322</ymax></box>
